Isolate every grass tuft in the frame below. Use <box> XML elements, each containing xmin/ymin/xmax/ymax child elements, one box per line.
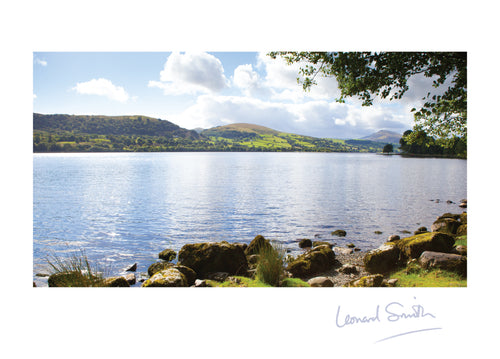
<box><xmin>255</xmin><ymin>241</ymin><xmax>285</xmax><ymax>287</ymax></box>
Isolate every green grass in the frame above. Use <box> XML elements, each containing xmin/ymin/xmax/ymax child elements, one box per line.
<box><xmin>454</xmin><ymin>235</ymin><xmax>467</xmax><ymax>247</ymax></box>
<box><xmin>389</xmin><ymin>267</ymin><xmax>467</xmax><ymax>287</ymax></box>
<box><xmin>207</xmin><ymin>276</ymin><xmax>272</xmax><ymax>287</ymax></box>
<box><xmin>46</xmin><ymin>249</ymin><xmax>107</xmax><ymax>287</ymax></box>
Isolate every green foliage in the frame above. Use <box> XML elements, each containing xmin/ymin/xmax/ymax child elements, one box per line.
<box><xmin>268</xmin><ymin>52</ymin><xmax>467</xmax><ymax>140</ymax></box>
<box><xmin>382</xmin><ymin>143</ymin><xmax>393</xmax><ymax>153</ymax></box>
<box><xmin>399</xmin><ymin>129</ymin><xmax>466</xmax><ymax>158</ymax></box>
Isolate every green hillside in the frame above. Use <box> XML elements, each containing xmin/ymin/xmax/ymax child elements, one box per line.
<box><xmin>33</xmin><ymin>114</ymin><xmax>388</xmax><ymax>153</ymax></box>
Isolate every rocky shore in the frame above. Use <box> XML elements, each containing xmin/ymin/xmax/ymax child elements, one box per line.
<box><xmin>40</xmin><ymin>201</ymin><xmax>467</xmax><ymax>288</ymax></box>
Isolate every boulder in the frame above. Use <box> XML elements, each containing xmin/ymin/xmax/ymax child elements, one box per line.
<box><xmin>178</xmin><ymin>241</ymin><xmax>248</xmax><ymax>278</ymax></box>
<box><xmin>431</xmin><ymin>217</ymin><xmax>461</xmax><ymax>235</ymax></box>
<box><xmin>331</xmin><ymin>230</ymin><xmax>347</xmax><ymax>237</ymax></box>
<box><xmin>287</xmin><ymin>245</ymin><xmax>336</xmax><ymax>278</ymax></box>
<box><xmin>124</xmin><ymin>273</ymin><xmax>136</xmax><ymax>285</ymax></box>
<box><xmin>104</xmin><ymin>276</ymin><xmax>130</xmax><ymax>287</ymax></box>
<box><xmin>245</xmin><ymin>235</ymin><xmax>273</xmax><ymax>256</ymax></box>
<box><xmin>298</xmin><ymin>238</ymin><xmax>312</xmax><ymax>248</ymax></box>
<box><xmin>207</xmin><ymin>272</ymin><xmax>229</xmax><ymax>282</ymax></box>
<box><xmin>339</xmin><ymin>263</ymin><xmax>358</xmax><ymax>274</ymax></box>
<box><xmin>148</xmin><ymin>261</ymin><xmax>173</xmax><ymax>277</ymax></box>
<box><xmin>158</xmin><ymin>248</ymin><xmax>176</xmax><ymax>262</ymax></box>
<box><xmin>346</xmin><ymin>274</ymin><xmax>384</xmax><ymax>287</ymax></box>
<box><xmin>363</xmin><ymin>243</ymin><xmax>401</xmax><ymax>274</ymax></box>
<box><xmin>234</xmin><ymin>243</ymin><xmax>248</xmax><ymax>252</ymax></box>
<box><xmin>456</xmin><ymin>224</ymin><xmax>467</xmax><ymax>236</ymax></box>
<box><xmin>312</xmin><ymin>241</ymin><xmax>333</xmax><ymax>248</ymax></box>
<box><xmin>396</xmin><ymin>232</ymin><xmax>455</xmax><ymax>259</ymax></box>
<box><xmin>308</xmin><ymin>276</ymin><xmax>334</xmax><ymax>287</ymax></box>
<box><xmin>142</xmin><ymin>267</ymin><xmax>188</xmax><ymax>287</ymax></box>
<box><xmin>418</xmin><ymin>251</ymin><xmax>467</xmax><ymax>276</ymax></box>
<box><xmin>194</xmin><ymin>279</ymin><xmax>211</xmax><ymax>287</ymax></box>
<box><xmin>47</xmin><ymin>271</ymin><xmax>97</xmax><ymax>287</ymax></box>
<box><xmin>388</xmin><ymin>235</ymin><xmax>400</xmax><ymax>242</ymax></box>
<box><xmin>173</xmin><ymin>265</ymin><xmax>197</xmax><ymax>286</ymax></box>
<box><xmin>453</xmin><ymin>245</ymin><xmax>467</xmax><ymax>256</ymax></box>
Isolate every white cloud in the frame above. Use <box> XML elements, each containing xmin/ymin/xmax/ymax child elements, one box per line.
<box><xmin>33</xmin><ymin>93</ymin><xmax>37</xmax><ymax>99</ymax></box>
<box><xmin>34</xmin><ymin>58</ymin><xmax>47</xmax><ymax>66</ymax></box>
<box><xmin>169</xmin><ymin>94</ymin><xmax>410</xmax><ymax>139</ymax></box>
<box><xmin>72</xmin><ymin>78</ymin><xmax>130</xmax><ymax>103</ymax></box>
<box><xmin>232</xmin><ymin>64</ymin><xmax>272</xmax><ymax>98</ymax></box>
<box><xmin>149</xmin><ymin>52</ymin><xmax>229</xmax><ymax>95</ymax></box>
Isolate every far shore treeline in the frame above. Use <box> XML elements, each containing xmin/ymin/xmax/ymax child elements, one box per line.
<box><xmin>33</xmin><ymin>113</ymin><xmax>466</xmax><ymax>158</ymax></box>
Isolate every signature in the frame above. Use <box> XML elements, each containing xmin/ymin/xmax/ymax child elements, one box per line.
<box><xmin>335</xmin><ymin>298</ymin><xmax>441</xmax><ymax>342</ymax></box>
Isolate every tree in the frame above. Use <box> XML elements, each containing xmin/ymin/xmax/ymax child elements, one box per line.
<box><xmin>268</xmin><ymin>52</ymin><xmax>466</xmax><ymax>140</ymax></box>
<box><xmin>382</xmin><ymin>143</ymin><xmax>393</xmax><ymax>153</ymax></box>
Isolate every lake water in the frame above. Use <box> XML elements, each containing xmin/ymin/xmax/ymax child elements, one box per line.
<box><xmin>33</xmin><ymin>152</ymin><xmax>467</xmax><ymax>285</ymax></box>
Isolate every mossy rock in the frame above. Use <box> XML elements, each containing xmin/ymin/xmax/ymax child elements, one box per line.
<box><xmin>331</xmin><ymin>230</ymin><xmax>347</xmax><ymax>237</ymax></box>
<box><xmin>287</xmin><ymin>245</ymin><xmax>336</xmax><ymax>278</ymax></box>
<box><xmin>245</xmin><ymin>235</ymin><xmax>273</xmax><ymax>255</ymax></box>
<box><xmin>173</xmin><ymin>265</ymin><xmax>196</xmax><ymax>286</ymax></box>
<box><xmin>142</xmin><ymin>267</ymin><xmax>188</xmax><ymax>287</ymax></box>
<box><xmin>47</xmin><ymin>271</ymin><xmax>100</xmax><ymax>287</ymax></box>
<box><xmin>396</xmin><ymin>232</ymin><xmax>455</xmax><ymax>259</ymax></box>
<box><xmin>298</xmin><ymin>238</ymin><xmax>312</xmax><ymax>248</ymax></box>
<box><xmin>363</xmin><ymin>243</ymin><xmax>401</xmax><ymax>274</ymax></box>
<box><xmin>158</xmin><ymin>248</ymin><xmax>176</xmax><ymax>262</ymax></box>
<box><xmin>178</xmin><ymin>241</ymin><xmax>248</xmax><ymax>278</ymax></box>
<box><xmin>459</xmin><ymin>212</ymin><xmax>467</xmax><ymax>224</ymax></box>
<box><xmin>418</xmin><ymin>251</ymin><xmax>467</xmax><ymax>277</ymax></box>
<box><xmin>345</xmin><ymin>274</ymin><xmax>384</xmax><ymax>287</ymax></box>
<box><xmin>431</xmin><ymin>217</ymin><xmax>461</xmax><ymax>235</ymax></box>
<box><xmin>103</xmin><ymin>276</ymin><xmax>130</xmax><ymax>287</ymax></box>
<box><xmin>312</xmin><ymin>241</ymin><xmax>333</xmax><ymax>248</ymax></box>
<box><xmin>148</xmin><ymin>261</ymin><xmax>174</xmax><ymax>277</ymax></box>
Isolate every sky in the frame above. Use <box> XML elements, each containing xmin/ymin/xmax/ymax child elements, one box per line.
<box><xmin>32</xmin><ymin>51</ymin><xmax>449</xmax><ymax>139</ymax></box>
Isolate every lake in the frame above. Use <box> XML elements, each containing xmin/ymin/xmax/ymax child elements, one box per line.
<box><xmin>33</xmin><ymin>152</ymin><xmax>467</xmax><ymax>285</ymax></box>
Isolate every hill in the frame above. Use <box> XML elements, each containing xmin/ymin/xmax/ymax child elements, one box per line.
<box><xmin>33</xmin><ymin>114</ymin><xmax>389</xmax><ymax>153</ymax></box>
<box><xmin>201</xmin><ymin>123</ymin><xmax>386</xmax><ymax>152</ymax></box>
<box><xmin>361</xmin><ymin>130</ymin><xmax>402</xmax><ymax>144</ymax></box>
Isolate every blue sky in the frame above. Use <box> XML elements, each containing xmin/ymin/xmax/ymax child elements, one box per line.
<box><xmin>33</xmin><ymin>51</ymin><xmax>444</xmax><ymax>139</ymax></box>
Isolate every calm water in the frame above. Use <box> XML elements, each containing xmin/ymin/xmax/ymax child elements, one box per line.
<box><xmin>33</xmin><ymin>152</ymin><xmax>467</xmax><ymax>285</ymax></box>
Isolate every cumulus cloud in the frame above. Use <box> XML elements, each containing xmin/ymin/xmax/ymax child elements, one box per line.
<box><xmin>149</xmin><ymin>52</ymin><xmax>229</xmax><ymax>95</ymax></box>
<box><xmin>72</xmin><ymin>78</ymin><xmax>130</xmax><ymax>103</ymax></box>
<box><xmin>232</xmin><ymin>64</ymin><xmax>272</xmax><ymax>98</ymax></box>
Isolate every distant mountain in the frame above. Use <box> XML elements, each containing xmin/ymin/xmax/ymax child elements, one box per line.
<box><xmin>33</xmin><ymin>113</ymin><xmax>201</xmax><ymax>139</ymax></box>
<box><xmin>361</xmin><ymin>130</ymin><xmax>402</xmax><ymax>144</ymax></box>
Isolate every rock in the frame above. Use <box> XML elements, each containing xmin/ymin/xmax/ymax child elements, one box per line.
<box><xmin>142</xmin><ymin>267</ymin><xmax>188</xmax><ymax>287</ymax></box>
<box><xmin>234</xmin><ymin>243</ymin><xmax>248</xmax><ymax>252</ymax></box>
<box><xmin>298</xmin><ymin>238</ymin><xmax>312</xmax><ymax>248</ymax></box>
<box><xmin>396</xmin><ymin>232</ymin><xmax>455</xmax><ymax>259</ymax></box>
<box><xmin>460</xmin><ymin>212</ymin><xmax>467</xmax><ymax>224</ymax></box>
<box><xmin>418</xmin><ymin>251</ymin><xmax>467</xmax><ymax>276</ymax></box>
<box><xmin>308</xmin><ymin>276</ymin><xmax>334</xmax><ymax>287</ymax></box>
<box><xmin>374</xmin><ymin>231</ymin><xmax>383</xmax><ymax>235</ymax></box>
<box><xmin>179</xmin><ymin>241</ymin><xmax>248</xmax><ymax>278</ymax></box>
<box><xmin>346</xmin><ymin>274</ymin><xmax>384</xmax><ymax>287</ymax></box>
<box><xmin>124</xmin><ymin>273</ymin><xmax>136</xmax><ymax>285</ymax></box>
<box><xmin>384</xmin><ymin>278</ymin><xmax>399</xmax><ymax>287</ymax></box>
<box><xmin>347</xmin><ymin>243</ymin><xmax>355</xmax><ymax>248</ymax></box>
<box><xmin>158</xmin><ymin>248</ymin><xmax>176</xmax><ymax>262</ymax></box>
<box><xmin>459</xmin><ymin>201</ymin><xmax>467</xmax><ymax>208</ymax></box>
<box><xmin>207</xmin><ymin>272</ymin><xmax>229</xmax><ymax>282</ymax></box>
<box><xmin>331</xmin><ymin>230</ymin><xmax>347</xmax><ymax>237</ymax></box>
<box><xmin>431</xmin><ymin>217</ymin><xmax>461</xmax><ymax>235</ymax></box>
<box><xmin>388</xmin><ymin>235</ymin><xmax>400</xmax><ymax>242</ymax></box>
<box><xmin>104</xmin><ymin>276</ymin><xmax>130</xmax><ymax>287</ymax></box>
<box><xmin>148</xmin><ymin>261</ymin><xmax>173</xmax><ymax>277</ymax></box>
<box><xmin>287</xmin><ymin>245</ymin><xmax>336</xmax><ymax>278</ymax></box>
<box><xmin>453</xmin><ymin>245</ymin><xmax>467</xmax><ymax>256</ymax></box>
<box><xmin>172</xmin><ymin>265</ymin><xmax>197</xmax><ymax>286</ymax></box>
<box><xmin>363</xmin><ymin>243</ymin><xmax>401</xmax><ymax>274</ymax></box>
<box><xmin>245</xmin><ymin>235</ymin><xmax>273</xmax><ymax>255</ymax></box>
<box><xmin>33</xmin><ymin>282</ymin><xmax>37</xmax><ymax>287</ymax></box>
<box><xmin>312</xmin><ymin>241</ymin><xmax>333</xmax><ymax>248</ymax></box>
<box><xmin>194</xmin><ymin>279</ymin><xmax>211</xmax><ymax>287</ymax></box>
<box><xmin>446</xmin><ymin>200</ymin><xmax>454</xmax><ymax>204</ymax></box>
<box><xmin>125</xmin><ymin>263</ymin><xmax>137</xmax><ymax>272</ymax></box>
<box><xmin>247</xmin><ymin>254</ymin><xmax>260</xmax><ymax>266</ymax></box>
<box><xmin>333</xmin><ymin>247</ymin><xmax>354</xmax><ymax>255</ymax></box>
<box><xmin>47</xmin><ymin>271</ymin><xmax>95</xmax><ymax>287</ymax></box>
<box><xmin>339</xmin><ymin>263</ymin><xmax>358</xmax><ymax>274</ymax></box>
